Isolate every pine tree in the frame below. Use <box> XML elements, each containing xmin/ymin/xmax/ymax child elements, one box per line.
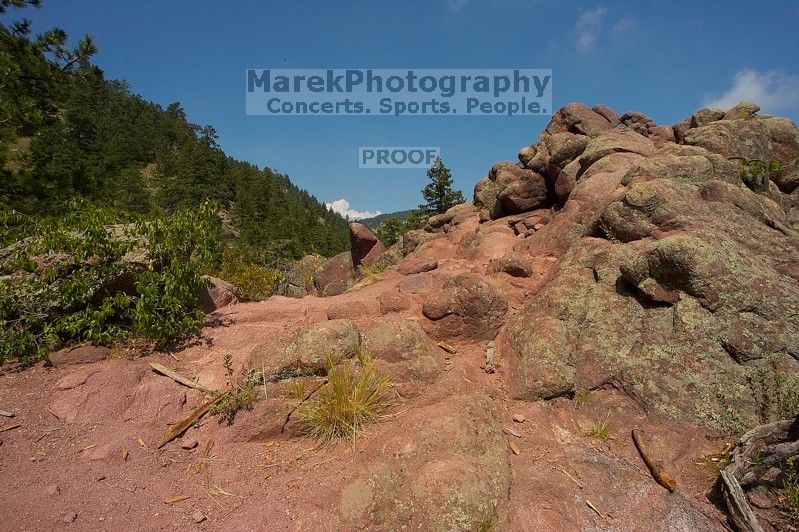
<box><xmin>420</xmin><ymin>157</ymin><xmax>464</xmax><ymax>215</ymax></box>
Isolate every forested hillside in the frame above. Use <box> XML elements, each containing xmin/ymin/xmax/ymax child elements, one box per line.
<box><xmin>0</xmin><ymin>0</ymin><xmax>349</xmax><ymax>258</ymax></box>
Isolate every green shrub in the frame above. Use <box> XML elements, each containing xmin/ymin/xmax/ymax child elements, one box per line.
<box><xmin>0</xmin><ymin>200</ymin><xmax>220</xmax><ymax>364</ymax></box>
<box><xmin>216</xmin><ymin>247</ymin><xmax>283</xmax><ymax>301</ymax></box>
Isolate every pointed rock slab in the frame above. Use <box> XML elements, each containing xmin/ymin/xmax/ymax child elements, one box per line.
<box><xmin>349</xmin><ymin>222</ymin><xmax>386</xmax><ymax>267</ymax></box>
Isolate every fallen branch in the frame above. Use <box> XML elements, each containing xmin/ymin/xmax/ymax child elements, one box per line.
<box><xmin>720</xmin><ymin>469</ymin><xmax>764</xmax><ymax>532</ymax></box>
<box><xmin>157</xmin><ymin>395</ymin><xmax>225</xmax><ymax>449</ymax></box>
<box><xmin>281</xmin><ymin>379</ymin><xmax>329</xmax><ymax>434</ymax></box>
<box><xmin>149</xmin><ymin>363</ymin><xmax>210</xmax><ymax>393</ymax></box>
<box><xmin>438</xmin><ymin>342</ymin><xmax>457</xmax><ymax>354</ymax></box>
<box><xmin>0</xmin><ymin>409</ymin><xmax>14</xmax><ymax>418</ymax></box>
<box><xmin>0</xmin><ymin>423</ymin><xmax>21</xmax><ymax>433</ymax></box>
<box><xmin>632</xmin><ymin>429</ymin><xmax>676</xmax><ymax>492</ymax></box>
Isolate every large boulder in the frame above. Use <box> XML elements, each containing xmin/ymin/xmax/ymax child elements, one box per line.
<box><xmin>360</xmin><ymin>319</ymin><xmax>441</xmax><ymax>393</ymax></box>
<box><xmin>422</xmin><ymin>273</ymin><xmax>508</xmax><ymax>340</ymax></box>
<box><xmin>349</xmin><ymin>223</ymin><xmax>386</xmax><ymax>267</ymax></box>
<box><xmin>314</xmin><ymin>251</ymin><xmax>356</xmax><ymax>297</ymax></box>
<box><xmin>200</xmin><ymin>275</ymin><xmax>239</xmax><ymax>312</ymax></box>
<box><xmin>545</xmin><ymin>103</ymin><xmax>612</xmax><ymax>137</ymax></box>
<box><xmin>254</xmin><ymin>319</ymin><xmax>361</xmax><ymax>380</ymax></box>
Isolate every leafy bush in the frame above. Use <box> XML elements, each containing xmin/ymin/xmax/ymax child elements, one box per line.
<box><xmin>298</xmin><ymin>354</ymin><xmax>391</xmax><ymax>443</ymax></box>
<box><xmin>0</xmin><ymin>200</ymin><xmax>220</xmax><ymax>364</ymax></box>
<box><xmin>216</xmin><ymin>247</ymin><xmax>284</xmax><ymax>301</ymax></box>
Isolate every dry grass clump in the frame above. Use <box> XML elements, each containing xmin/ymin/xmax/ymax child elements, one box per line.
<box><xmin>298</xmin><ymin>354</ymin><xmax>390</xmax><ymax>443</ymax></box>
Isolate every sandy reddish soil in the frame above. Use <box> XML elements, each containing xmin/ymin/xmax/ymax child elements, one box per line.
<box><xmin>0</xmin><ymin>217</ymin><xmax>734</xmax><ymax>530</ymax></box>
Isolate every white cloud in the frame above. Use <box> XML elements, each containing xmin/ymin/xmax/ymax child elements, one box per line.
<box><xmin>574</xmin><ymin>7</ymin><xmax>607</xmax><ymax>51</ymax></box>
<box><xmin>325</xmin><ymin>199</ymin><xmax>382</xmax><ymax>220</ymax></box>
<box><xmin>704</xmin><ymin>69</ymin><xmax>799</xmax><ymax>113</ymax></box>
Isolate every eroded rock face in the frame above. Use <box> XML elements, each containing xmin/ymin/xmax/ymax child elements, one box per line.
<box><xmin>422</xmin><ymin>273</ymin><xmax>508</xmax><ymax>340</ymax></box>
<box><xmin>253</xmin><ymin>319</ymin><xmax>361</xmax><ymax>380</ymax></box>
<box><xmin>492</xmin><ymin>100</ymin><xmax>799</xmax><ymax>431</ymax></box>
<box><xmin>334</xmin><ymin>393</ymin><xmax>510</xmax><ymax>530</ymax></box>
<box><xmin>360</xmin><ymin>319</ymin><xmax>441</xmax><ymax>395</ymax></box>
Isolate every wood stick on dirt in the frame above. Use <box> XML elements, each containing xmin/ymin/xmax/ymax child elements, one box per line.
<box><xmin>0</xmin><ymin>423</ymin><xmax>21</xmax><ymax>433</ymax></box>
<box><xmin>281</xmin><ymin>379</ymin><xmax>329</xmax><ymax>434</ymax></box>
<box><xmin>149</xmin><ymin>362</ymin><xmax>211</xmax><ymax>393</ymax></box>
<box><xmin>632</xmin><ymin>429</ymin><xmax>677</xmax><ymax>492</ymax></box>
<box><xmin>157</xmin><ymin>395</ymin><xmax>224</xmax><ymax>449</ymax></box>
<box><xmin>0</xmin><ymin>409</ymin><xmax>14</xmax><ymax>418</ymax></box>
<box><xmin>438</xmin><ymin>342</ymin><xmax>457</xmax><ymax>354</ymax></box>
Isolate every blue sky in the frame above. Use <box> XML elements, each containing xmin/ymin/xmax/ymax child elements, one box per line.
<box><xmin>11</xmin><ymin>0</ymin><xmax>799</xmax><ymax>218</ymax></box>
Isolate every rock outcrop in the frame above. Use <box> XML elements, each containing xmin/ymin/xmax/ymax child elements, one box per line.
<box><xmin>475</xmin><ymin>100</ymin><xmax>799</xmax><ymax>432</ymax></box>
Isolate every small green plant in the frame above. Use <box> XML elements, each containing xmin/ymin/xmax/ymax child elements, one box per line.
<box><xmin>210</xmin><ymin>386</ymin><xmax>256</xmax><ymax>426</ymax></box>
<box><xmin>739</xmin><ymin>158</ymin><xmax>781</xmax><ymax>192</ymax></box>
<box><xmin>298</xmin><ymin>354</ymin><xmax>391</xmax><ymax>443</ymax></box>
<box><xmin>783</xmin><ymin>458</ymin><xmax>799</xmax><ymax>525</ymax></box>
<box><xmin>209</xmin><ymin>354</ymin><xmax>257</xmax><ymax>425</ymax></box>
<box><xmin>588</xmin><ymin>413</ymin><xmax>613</xmax><ymax>441</ymax></box>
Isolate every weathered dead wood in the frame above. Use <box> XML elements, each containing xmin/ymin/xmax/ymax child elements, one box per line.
<box><xmin>438</xmin><ymin>342</ymin><xmax>457</xmax><ymax>354</ymax></box>
<box><xmin>281</xmin><ymin>379</ymin><xmax>329</xmax><ymax>434</ymax></box>
<box><xmin>0</xmin><ymin>423</ymin><xmax>21</xmax><ymax>433</ymax></box>
<box><xmin>631</xmin><ymin>429</ymin><xmax>677</xmax><ymax>492</ymax></box>
<box><xmin>720</xmin><ymin>469</ymin><xmax>764</xmax><ymax>532</ymax></box>
<box><xmin>718</xmin><ymin>415</ymin><xmax>798</xmax><ymax>532</ymax></box>
<box><xmin>149</xmin><ymin>363</ymin><xmax>210</xmax><ymax>393</ymax></box>
<box><xmin>157</xmin><ymin>395</ymin><xmax>224</xmax><ymax>449</ymax></box>
<box><xmin>0</xmin><ymin>409</ymin><xmax>14</xmax><ymax>418</ymax></box>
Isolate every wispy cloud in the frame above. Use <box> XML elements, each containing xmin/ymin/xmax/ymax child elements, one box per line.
<box><xmin>325</xmin><ymin>199</ymin><xmax>382</xmax><ymax>220</ymax></box>
<box><xmin>704</xmin><ymin>69</ymin><xmax>799</xmax><ymax>113</ymax></box>
<box><xmin>448</xmin><ymin>0</ymin><xmax>470</xmax><ymax>13</ymax></box>
<box><xmin>610</xmin><ymin>16</ymin><xmax>637</xmax><ymax>42</ymax></box>
<box><xmin>574</xmin><ymin>7</ymin><xmax>607</xmax><ymax>51</ymax></box>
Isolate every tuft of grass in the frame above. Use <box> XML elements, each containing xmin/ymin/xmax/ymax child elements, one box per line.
<box><xmin>298</xmin><ymin>355</ymin><xmax>391</xmax><ymax>443</ymax></box>
<box><xmin>285</xmin><ymin>379</ymin><xmax>307</xmax><ymax>402</ymax></box>
<box><xmin>588</xmin><ymin>413</ymin><xmax>613</xmax><ymax>442</ymax></box>
<box><xmin>360</xmin><ymin>261</ymin><xmax>390</xmax><ymax>282</ymax></box>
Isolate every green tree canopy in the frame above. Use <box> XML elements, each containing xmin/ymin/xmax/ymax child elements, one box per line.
<box><xmin>420</xmin><ymin>157</ymin><xmax>464</xmax><ymax>215</ymax></box>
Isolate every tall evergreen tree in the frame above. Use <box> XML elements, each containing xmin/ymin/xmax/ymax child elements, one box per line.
<box><xmin>420</xmin><ymin>157</ymin><xmax>464</xmax><ymax>215</ymax></box>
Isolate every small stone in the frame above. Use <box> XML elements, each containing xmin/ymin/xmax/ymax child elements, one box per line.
<box><xmin>46</xmin><ymin>483</ymin><xmax>60</xmax><ymax>496</ymax></box>
<box><xmin>747</xmin><ymin>490</ymin><xmax>773</xmax><ymax>509</ymax></box>
<box><xmin>180</xmin><ymin>438</ymin><xmax>199</xmax><ymax>450</ymax></box>
<box><xmin>192</xmin><ymin>510</ymin><xmax>206</xmax><ymax>523</ymax></box>
<box><xmin>64</xmin><ymin>512</ymin><xmax>77</xmax><ymax>524</ymax></box>
<box><xmin>512</xmin><ymin>414</ymin><xmax>526</xmax><ymax>423</ymax></box>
